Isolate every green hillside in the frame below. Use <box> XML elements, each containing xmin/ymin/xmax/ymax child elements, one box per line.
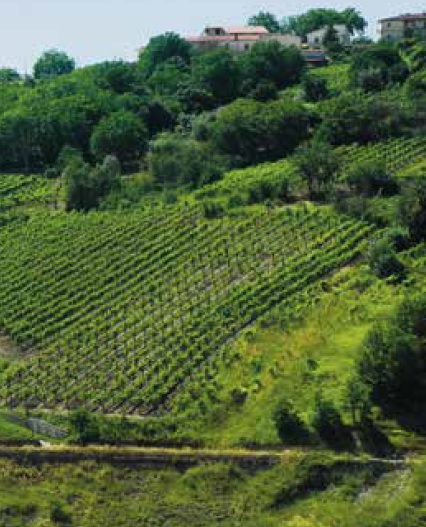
<box><xmin>0</xmin><ymin>204</ymin><xmax>370</xmax><ymax>415</ymax></box>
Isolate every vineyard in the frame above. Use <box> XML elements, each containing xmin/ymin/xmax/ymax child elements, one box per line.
<box><xmin>0</xmin><ymin>203</ymin><xmax>371</xmax><ymax>414</ymax></box>
<box><xmin>0</xmin><ymin>174</ymin><xmax>55</xmax><ymax>210</ymax></box>
<box><xmin>336</xmin><ymin>135</ymin><xmax>426</xmax><ymax>179</ymax></box>
<box><xmin>196</xmin><ymin>135</ymin><xmax>426</xmax><ymax>203</ymax></box>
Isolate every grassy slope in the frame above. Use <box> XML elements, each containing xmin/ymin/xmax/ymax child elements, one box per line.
<box><xmin>0</xmin><ymin>452</ymin><xmax>421</xmax><ymax>527</ymax></box>
<box><xmin>190</xmin><ymin>254</ymin><xmax>423</xmax><ymax>447</ymax></box>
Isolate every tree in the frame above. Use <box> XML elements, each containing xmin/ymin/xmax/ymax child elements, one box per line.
<box><xmin>90</xmin><ymin>110</ymin><xmax>148</xmax><ymax>166</ymax></box>
<box><xmin>323</xmin><ymin>25</ymin><xmax>344</xmax><ymax>54</ymax></box>
<box><xmin>350</xmin><ymin>43</ymin><xmax>409</xmax><ymax>91</ymax></box>
<box><xmin>311</xmin><ymin>398</ymin><xmax>351</xmax><ymax>449</ymax></box>
<box><xmin>367</xmin><ymin>237</ymin><xmax>406</xmax><ymax>281</ymax></box>
<box><xmin>0</xmin><ymin>68</ymin><xmax>20</xmax><ymax>84</ymax></box>
<box><xmin>281</xmin><ymin>8</ymin><xmax>366</xmax><ymax>38</ymax></box>
<box><xmin>139</xmin><ymin>32</ymin><xmax>192</xmax><ymax>77</ymax></box>
<box><xmin>356</xmin><ymin>295</ymin><xmax>426</xmax><ymax>415</ymax></box>
<box><xmin>273</xmin><ymin>399</ymin><xmax>308</xmax><ymax>444</ymax></box>
<box><xmin>91</xmin><ymin>60</ymin><xmax>138</xmax><ymax>94</ymax></box>
<box><xmin>148</xmin><ymin>133</ymin><xmax>227</xmax><ymax>187</ymax></box>
<box><xmin>33</xmin><ymin>49</ymin><xmax>75</xmax><ymax>79</ymax></box>
<box><xmin>247</xmin><ymin>11</ymin><xmax>281</xmax><ymax>33</ymax></box>
<box><xmin>69</xmin><ymin>408</ymin><xmax>100</xmax><ymax>444</ymax></box>
<box><xmin>302</xmin><ymin>75</ymin><xmax>329</xmax><ymax>102</ymax></box>
<box><xmin>317</xmin><ymin>93</ymin><xmax>406</xmax><ymax>146</ymax></box>
<box><xmin>211</xmin><ymin>98</ymin><xmax>311</xmax><ymax>166</ymax></box>
<box><xmin>147</xmin><ymin>57</ymin><xmax>190</xmax><ymax>98</ymax></box>
<box><xmin>295</xmin><ymin>141</ymin><xmax>340</xmax><ymax>198</ymax></box>
<box><xmin>191</xmin><ymin>48</ymin><xmax>240</xmax><ymax>106</ymax></box>
<box><xmin>239</xmin><ymin>41</ymin><xmax>305</xmax><ymax>94</ymax></box>
<box><xmin>64</xmin><ymin>154</ymin><xmax>121</xmax><ymax>211</ymax></box>
<box><xmin>398</xmin><ymin>176</ymin><xmax>426</xmax><ymax>243</ymax></box>
<box><xmin>347</xmin><ymin>160</ymin><xmax>398</xmax><ymax>196</ymax></box>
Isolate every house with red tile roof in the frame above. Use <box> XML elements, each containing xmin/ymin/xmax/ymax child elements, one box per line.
<box><xmin>185</xmin><ymin>26</ymin><xmax>301</xmax><ymax>54</ymax></box>
<box><xmin>379</xmin><ymin>13</ymin><xmax>426</xmax><ymax>41</ymax></box>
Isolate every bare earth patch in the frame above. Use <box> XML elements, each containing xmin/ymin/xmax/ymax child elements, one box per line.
<box><xmin>0</xmin><ymin>334</ymin><xmax>21</xmax><ymax>360</ymax></box>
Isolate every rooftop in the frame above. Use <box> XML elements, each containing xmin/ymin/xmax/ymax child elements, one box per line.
<box><xmin>379</xmin><ymin>12</ymin><xmax>426</xmax><ymax>22</ymax></box>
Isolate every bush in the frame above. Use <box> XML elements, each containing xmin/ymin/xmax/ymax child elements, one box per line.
<box><xmin>149</xmin><ymin>133</ymin><xmax>227</xmax><ymax>187</ymax></box>
<box><xmin>65</xmin><ymin>155</ymin><xmax>121</xmax><ymax>211</ymax></box>
<box><xmin>367</xmin><ymin>237</ymin><xmax>406</xmax><ymax>281</ymax></box>
<box><xmin>347</xmin><ymin>160</ymin><xmax>398</xmax><ymax>197</ymax></box>
<box><xmin>295</xmin><ymin>140</ymin><xmax>340</xmax><ymax>198</ymax></box>
<box><xmin>302</xmin><ymin>75</ymin><xmax>329</xmax><ymax>102</ymax></box>
<box><xmin>211</xmin><ymin>98</ymin><xmax>312</xmax><ymax>166</ymax></box>
<box><xmin>311</xmin><ymin>398</ymin><xmax>352</xmax><ymax>449</ymax></box>
<box><xmin>273</xmin><ymin>400</ymin><xmax>308</xmax><ymax>444</ymax></box>
<box><xmin>69</xmin><ymin>408</ymin><xmax>100</xmax><ymax>444</ymax></box>
<box><xmin>90</xmin><ymin>110</ymin><xmax>148</xmax><ymax>167</ymax></box>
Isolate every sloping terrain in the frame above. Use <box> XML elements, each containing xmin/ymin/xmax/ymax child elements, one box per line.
<box><xmin>0</xmin><ymin>204</ymin><xmax>370</xmax><ymax>414</ymax></box>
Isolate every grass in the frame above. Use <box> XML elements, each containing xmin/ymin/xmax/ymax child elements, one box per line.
<box><xmin>0</xmin><ymin>452</ymin><xmax>412</xmax><ymax>527</ymax></box>
<box><xmin>191</xmin><ymin>265</ymin><xmax>405</xmax><ymax>447</ymax></box>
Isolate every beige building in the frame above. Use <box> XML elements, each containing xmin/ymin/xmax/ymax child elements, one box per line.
<box><xmin>379</xmin><ymin>13</ymin><xmax>426</xmax><ymax>41</ymax></box>
<box><xmin>186</xmin><ymin>26</ymin><xmax>302</xmax><ymax>54</ymax></box>
<box><xmin>306</xmin><ymin>24</ymin><xmax>351</xmax><ymax>47</ymax></box>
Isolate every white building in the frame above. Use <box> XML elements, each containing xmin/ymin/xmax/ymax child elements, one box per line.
<box><xmin>306</xmin><ymin>24</ymin><xmax>351</xmax><ymax>47</ymax></box>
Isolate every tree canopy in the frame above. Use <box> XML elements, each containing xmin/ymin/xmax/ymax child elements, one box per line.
<box><xmin>247</xmin><ymin>11</ymin><xmax>281</xmax><ymax>33</ymax></box>
<box><xmin>33</xmin><ymin>49</ymin><xmax>76</xmax><ymax>79</ymax></box>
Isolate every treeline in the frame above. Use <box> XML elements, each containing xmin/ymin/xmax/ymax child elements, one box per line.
<box><xmin>248</xmin><ymin>7</ymin><xmax>367</xmax><ymax>38</ymax></box>
<box><xmin>0</xmin><ymin>26</ymin><xmax>424</xmax><ymax>211</ymax></box>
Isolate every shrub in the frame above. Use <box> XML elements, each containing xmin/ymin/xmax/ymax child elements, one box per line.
<box><xmin>347</xmin><ymin>160</ymin><xmax>398</xmax><ymax>196</ymax></box>
<box><xmin>90</xmin><ymin>110</ymin><xmax>148</xmax><ymax>167</ymax></box>
<box><xmin>356</xmin><ymin>295</ymin><xmax>426</xmax><ymax>416</ymax></box>
<box><xmin>69</xmin><ymin>408</ymin><xmax>100</xmax><ymax>444</ymax></box>
<box><xmin>311</xmin><ymin>398</ymin><xmax>352</xmax><ymax>449</ymax></box>
<box><xmin>367</xmin><ymin>237</ymin><xmax>406</xmax><ymax>281</ymax></box>
<box><xmin>302</xmin><ymin>75</ymin><xmax>329</xmax><ymax>102</ymax></box>
<box><xmin>273</xmin><ymin>400</ymin><xmax>308</xmax><ymax>444</ymax></box>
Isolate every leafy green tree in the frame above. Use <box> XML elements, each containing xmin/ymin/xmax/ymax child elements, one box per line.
<box><xmin>90</xmin><ymin>60</ymin><xmax>138</xmax><ymax>94</ymax></box>
<box><xmin>295</xmin><ymin>140</ymin><xmax>340</xmax><ymax>198</ymax></box>
<box><xmin>405</xmin><ymin>69</ymin><xmax>426</xmax><ymax>99</ymax></box>
<box><xmin>356</xmin><ymin>295</ymin><xmax>426</xmax><ymax>415</ymax></box>
<box><xmin>69</xmin><ymin>408</ymin><xmax>100</xmax><ymax>444</ymax></box>
<box><xmin>239</xmin><ymin>41</ymin><xmax>305</xmax><ymax>94</ymax></box>
<box><xmin>139</xmin><ymin>32</ymin><xmax>192</xmax><ymax>77</ymax></box>
<box><xmin>90</xmin><ymin>110</ymin><xmax>148</xmax><ymax>165</ymax></box>
<box><xmin>64</xmin><ymin>154</ymin><xmax>121</xmax><ymax>211</ymax></box>
<box><xmin>347</xmin><ymin>160</ymin><xmax>398</xmax><ymax>196</ymax></box>
<box><xmin>211</xmin><ymin>98</ymin><xmax>311</xmax><ymax>166</ymax></box>
<box><xmin>398</xmin><ymin>176</ymin><xmax>426</xmax><ymax>243</ymax></box>
<box><xmin>149</xmin><ymin>133</ymin><xmax>226</xmax><ymax>187</ymax></box>
<box><xmin>281</xmin><ymin>8</ymin><xmax>366</xmax><ymax>37</ymax></box>
<box><xmin>147</xmin><ymin>57</ymin><xmax>190</xmax><ymax>98</ymax></box>
<box><xmin>33</xmin><ymin>49</ymin><xmax>75</xmax><ymax>79</ymax></box>
<box><xmin>350</xmin><ymin>43</ymin><xmax>408</xmax><ymax>91</ymax></box>
<box><xmin>302</xmin><ymin>74</ymin><xmax>329</xmax><ymax>102</ymax></box>
<box><xmin>247</xmin><ymin>11</ymin><xmax>281</xmax><ymax>33</ymax></box>
<box><xmin>191</xmin><ymin>48</ymin><xmax>240</xmax><ymax>106</ymax></box>
<box><xmin>317</xmin><ymin>92</ymin><xmax>406</xmax><ymax>146</ymax></box>
<box><xmin>367</xmin><ymin>237</ymin><xmax>406</xmax><ymax>281</ymax></box>
<box><xmin>0</xmin><ymin>68</ymin><xmax>20</xmax><ymax>84</ymax></box>
<box><xmin>311</xmin><ymin>398</ymin><xmax>349</xmax><ymax>448</ymax></box>
<box><xmin>273</xmin><ymin>399</ymin><xmax>308</xmax><ymax>444</ymax></box>
<box><xmin>323</xmin><ymin>25</ymin><xmax>344</xmax><ymax>54</ymax></box>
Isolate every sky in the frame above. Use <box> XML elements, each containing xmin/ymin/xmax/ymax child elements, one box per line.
<box><xmin>1</xmin><ymin>0</ymin><xmax>425</xmax><ymax>72</ymax></box>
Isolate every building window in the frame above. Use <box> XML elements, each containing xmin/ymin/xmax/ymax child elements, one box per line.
<box><xmin>387</xmin><ymin>22</ymin><xmax>391</xmax><ymax>28</ymax></box>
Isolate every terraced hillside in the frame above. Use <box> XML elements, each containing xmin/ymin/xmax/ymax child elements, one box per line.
<box><xmin>0</xmin><ymin>204</ymin><xmax>371</xmax><ymax>414</ymax></box>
